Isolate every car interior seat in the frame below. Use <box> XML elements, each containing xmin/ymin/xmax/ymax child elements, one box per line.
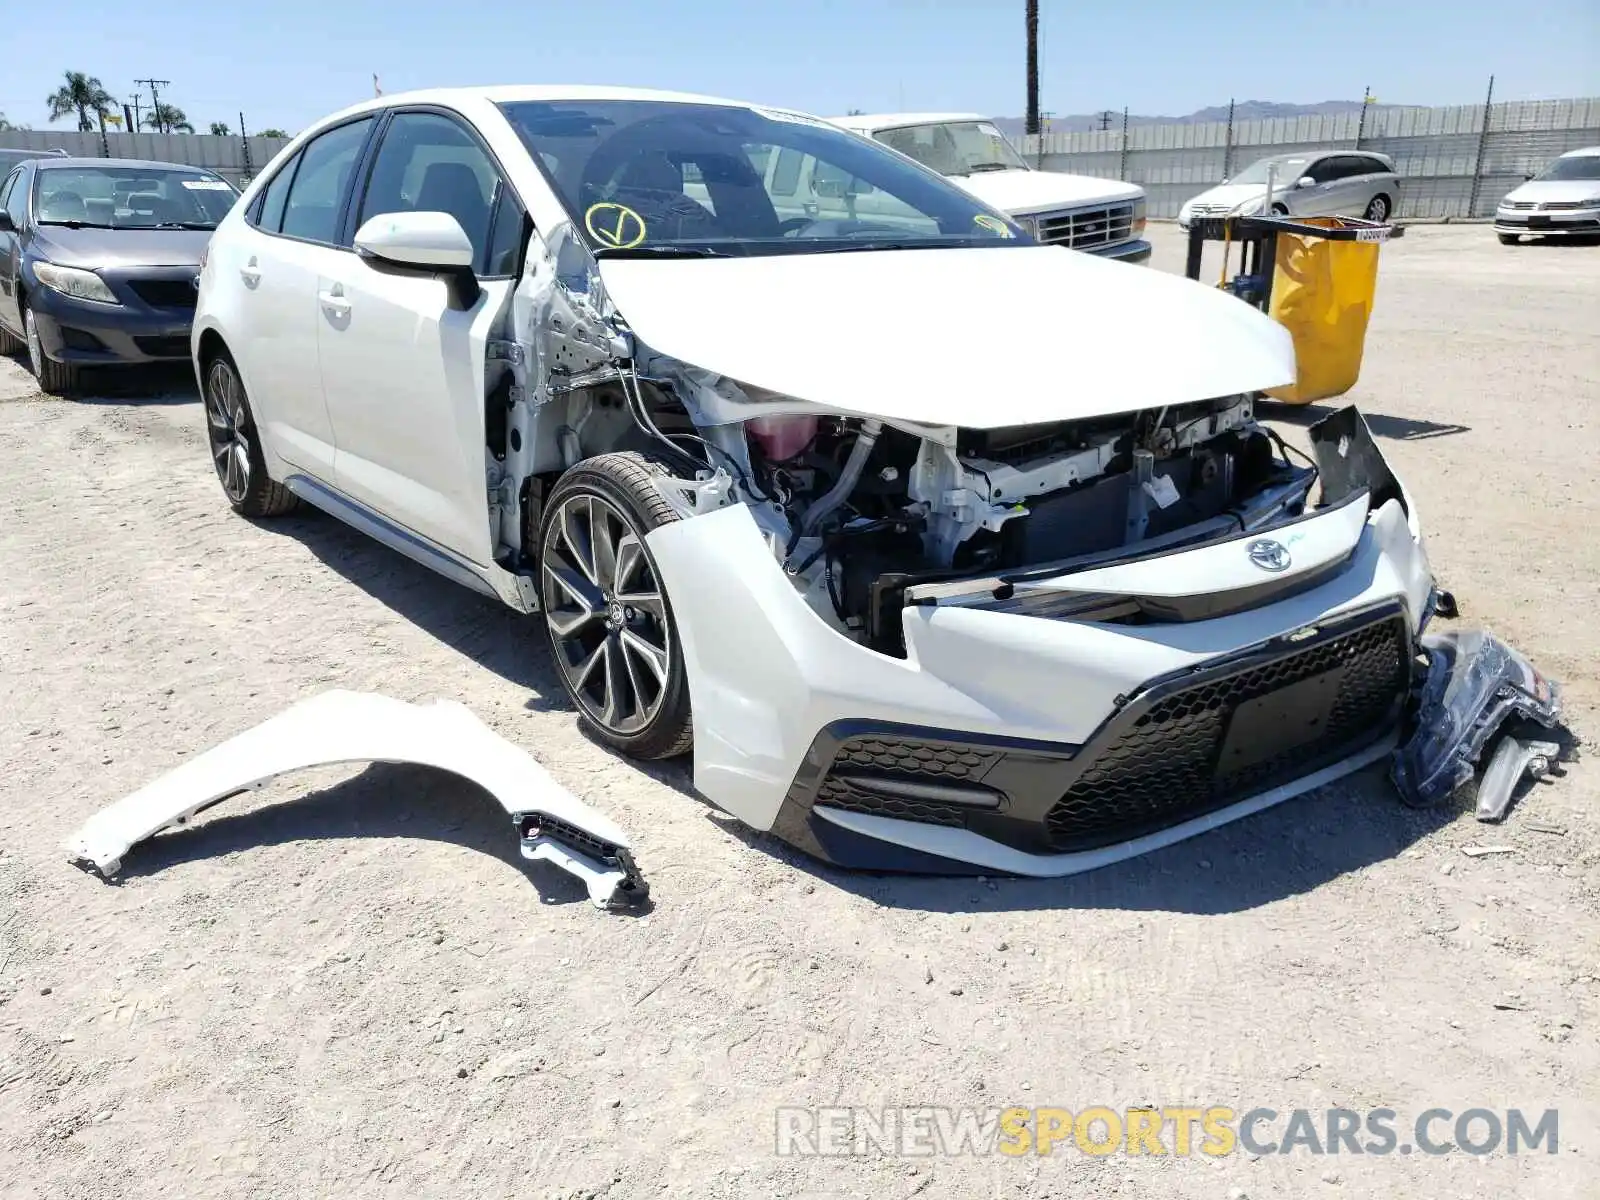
<box><xmin>415</xmin><ymin>161</ymin><xmax>489</xmax><ymax>257</ymax></box>
<box><xmin>38</xmin><ymin>189</ymin><xmax>88</xmax><ymax>223</ymax></box>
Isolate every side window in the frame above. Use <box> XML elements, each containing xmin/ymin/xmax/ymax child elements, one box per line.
<box><xmin>5</xmin><ymin>168</ymin><xmax>29</xmax><ymax>225</ymax></box>
<box><xmin>482</xmin><ymin>183</ymin><xmax>528</xmax><ymax>278</ymax></box>
<box><xmin>0</xmin><ymin>170</ymin><xmax>17</xmax><ymax>216</ymax></box>
<box><xmin>281</xmin><ymin>117</ymin><xmax>374</xmax><ymax>244</ymax></box>
<box><xmin>357</xmin><ymin>111</ymin><xmax>502</xmax><ymax>267</ymax></box>
<box><xmin>253</xmin><ymin>152</ymin><xmax>300</xmax><ymax>232</ymax></box>
<box><xmin>1306</xmin><ymin>157</ymin><xmax>1340</xmax><ymax>184</ymax></box>
<box><xmin>1361</xmin><ymin>156</ymin><xmax>1389</xmax><ymax>177</ymax></box>
<box><xmin>769</xmin><ymin>148</ymin><xmax>803</xmax><ymax>196</ymax></box>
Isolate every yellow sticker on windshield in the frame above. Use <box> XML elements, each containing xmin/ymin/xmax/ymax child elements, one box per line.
<box><xmin>585</xmin><ymin>202</ymin><xmax>648</xmax><ymax>249</ymax></box>
<box><xmin>973</xmin><ymin>214</ymin><xmax>1016</xmax><ymax>238</ymax></box>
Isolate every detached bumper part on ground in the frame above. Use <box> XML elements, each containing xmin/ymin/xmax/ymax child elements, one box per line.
<box><xmin>62</xmin><ymin>690</ymin><xmax>648</xmax><ymax>911</ymax></box>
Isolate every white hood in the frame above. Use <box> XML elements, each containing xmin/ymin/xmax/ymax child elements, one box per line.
<box><xmin>598</xmin><ymin>245</ymin><xmax>1294</xmax><ymax>429</ymax></box>
<box><xmin>1499</xmin><ymin>178</ymin><xmax>1600</xmax><ymax>206</ymax></box>
<box><xmin>946</xmin><ymin>168</ymin><xmax>1143</xmax><ymax>215</ymax></box>
<box><xmin>1182</xmin><ymin>183</ymin><xmax>1272</xmax><ymax>214</ymax></box>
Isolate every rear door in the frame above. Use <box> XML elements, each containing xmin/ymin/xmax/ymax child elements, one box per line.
<box><xmin>224</xmin><ymin>117</ymin><xmax>375</xmax><ymax>480</ymax></box>
<box><xmin>317</xmin><ymin>107</ymin><xmax>526</xmax><ymax>565</ymax></box>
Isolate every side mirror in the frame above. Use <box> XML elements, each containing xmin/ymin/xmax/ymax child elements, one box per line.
<box><xmin>354</xmin><ymin>210</ymin><xmax>480</xmax><ymax>307</ymax></box>
<box><xmin>1523</xmin><ymin>172</ymin><xmax>1535</xmax><ymax>182</ymax></box>
<box><xmin>0</xmin><ymin>211</ymin><xmax>15</xmax><ymax>233</ymax></box>
<box><xmin>1296</xmin><ymin>176</ymin><xmax>1317</xmax><ymax>189</ymax></box>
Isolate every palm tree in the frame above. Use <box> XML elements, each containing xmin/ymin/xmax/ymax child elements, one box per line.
<box><xmin>46</xmin><ymin>71</ymin><xmax>118</xmax><ymax>132</ymax></box>
<box><xmin>209</xmin><ymin>121</ymin><xmax>231</xmax><ymax>136</ymax></box>
<box><xmin>143</xmin><ymin>103</ymin><xmax>193</xmax><ymax>134</ymax></box>
<box><xmin>1025</xmin><ymin>0</ymin><xmax>1040</xmax><ymax>136</ymax></box>
<box><xmin>0</xmin><ymin>112</ymin><xmax>14</xmax><ymax>131</ymax></box>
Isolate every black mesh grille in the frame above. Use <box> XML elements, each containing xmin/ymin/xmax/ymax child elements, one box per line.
<box><xmin>831</xmin><ymin>737</ymin><xmax>1000</xmax><ymax>781</ymax></box>
<box><xmin>129</xmin><ymin>279</ymin><xmax>198</xmax><ymax>310</ymax></box>
<box><xmin>1044</xmin><ymin>615</ymin><xmax>1409</xmax><ymax>850</ymax></box>
<box><xmin>815</xmin><ymin>777</ymin><xmax>969</xmax><ymax>827</ymax></box>
<box><xmin>133</xmin><ymin>335</ymin><xmax>191</xmax><ymax>358</ymax></box>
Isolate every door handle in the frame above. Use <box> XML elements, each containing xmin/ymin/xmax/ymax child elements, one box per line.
<box><xmin>318</xmin><ymin>283</ymin><xmax>351</xmax><ymax>318</ymax></box>
<box><xmin>240</xmin><ymin>256</ymin><xmax>261</xmax><ymax>286</ymax></box>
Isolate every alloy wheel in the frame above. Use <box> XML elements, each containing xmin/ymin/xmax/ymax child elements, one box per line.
<box><xmin>540</xmin><ymin>493</ymin><xmax>672</xmax><ymax>735</ymax></box>
<box><xmin>1367</xmin><ymin>195</ymin><xmax>1389</xmax><ymax>222</ymax></box>
<box><xmin>204</xmin><ymin>359</ymin><xmax>252</xmax><ymax>503</ymax></box>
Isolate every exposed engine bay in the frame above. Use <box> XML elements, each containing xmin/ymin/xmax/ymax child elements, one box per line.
<box><xmin>520</xmin><ymin>346</ymin><xmax>1319</xmax><ymax>655</ymax></box>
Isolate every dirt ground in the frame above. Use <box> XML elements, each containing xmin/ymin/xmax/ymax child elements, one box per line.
<box><xmin>1</xmin><ymin>224</ymin><xmax>1596</xmax><ymax>1200</ymax></box>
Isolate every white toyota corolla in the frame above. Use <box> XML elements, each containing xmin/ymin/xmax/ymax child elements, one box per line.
<box><xmin>192</xmin><ymin>85</ymin><xmax>1560</xmax><ymax>877</ymax></box>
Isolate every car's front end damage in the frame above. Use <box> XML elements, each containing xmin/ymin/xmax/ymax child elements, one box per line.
<box><xmin>478</xmin><ymin>101</ymin><xmax>1565</xmax><ymax>877</ymax></box>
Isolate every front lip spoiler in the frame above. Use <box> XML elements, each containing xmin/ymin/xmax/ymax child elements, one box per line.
<box><xmin>62</xmin><ymin>689</ymin><xmax>648</xmax><ymax>911</ymax></box>
<box><xmin>1391</xmin><ymin>629</ymin><xmax>1564</xmax><ymax>813</ymax></box>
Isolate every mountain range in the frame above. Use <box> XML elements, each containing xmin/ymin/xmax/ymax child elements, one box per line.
<box><xmin>987</xmin><ymin>100</ymin><xmax>1367</xmax><ymax>137</ymax></box>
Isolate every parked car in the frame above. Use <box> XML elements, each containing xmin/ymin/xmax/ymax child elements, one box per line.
<box><xmin>0</xmin><ymin>156</ymin><xmax>240</xmax><ymax>393</ymax></box>
<box><xmin>828</xmin><ymin>112</ymin><xmax>1149</xmax><ymax>263</ymax></box>
<box><xmin>1179</xmin><ymin>150</ymin><xmax>1399</xmax><ymax>229</ymax></box>
<box><xmin>1494</xmin><ymin>146</ymin><xmax>1600</xmax><ymax>244</ymax></box>
<box><xmin>193</xmin><ymin>86</ymin><xmax>1508</xmax><ymax>876</ymax></box>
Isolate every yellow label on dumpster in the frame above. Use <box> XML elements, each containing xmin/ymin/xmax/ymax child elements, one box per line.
<box><xmin>1265</xmin><ymin>220</ymin><xmax>1382</xmax><ymax>405</ymax></box>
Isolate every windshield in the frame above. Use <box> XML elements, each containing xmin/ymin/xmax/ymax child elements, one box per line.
<box><xmin>1230</xmin><ymin>155</ymin><xmax>1313</xmax><ymax>186</ymax></box>
<box><xmin>32</xmin><ymin>165</ymin><xmax>239</xmax><ymax>228</ymax></box>
<box><xmin>497</xmin><ymin>100</ymin><xmax>1030</xmax><ymax>258</ymax></box>
<box><xmin>874</xmin><ymin>121</ymin><xmax>1028</xmax><ymax>176</ymax></box>
<box><xmin>1534</xmin><ymin>155</ymin><xmax>1600</xmax><ymax>182</ymax></box>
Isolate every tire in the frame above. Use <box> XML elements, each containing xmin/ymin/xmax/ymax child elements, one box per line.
<box><xmin>1497</xmin><ymin>233</ymin><xmax>1520</xmax><ymax>246</ymax></box>
<box><xmin>1270</xmin><ymin>203</ymin><xmax>1288</xmax><ymax>216</ymax></box>
<box><xmin>23</xmin><ymin>304</ymin><xmax>80</xmax><ymax>395</ymax></box>
<box><xmin>1364</xmin><ymin>194</ymin><xmax>1392</xmax><ymax>222</ymax></box>
<box><xmin>201</xmin><ymin>348</ymin><xmax>299</xmax><ymax>517</ymax></box>
<box><xmin>538</xmin><ymin>451</ymin><xmax>693</xmax><ymax>760</ymax></box>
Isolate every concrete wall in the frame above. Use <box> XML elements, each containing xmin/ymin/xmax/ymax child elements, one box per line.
<box><xmin>0</xmin><ymin>129</ymin><xmax>292</xmax><ymax>188</ymax></box>
<box><xmin>1018</xmin><ymin>97</ymin><xmax>1600</xmax><ymax>219</ymax></box>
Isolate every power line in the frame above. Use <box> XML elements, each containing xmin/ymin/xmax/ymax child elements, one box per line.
<box><xmin>135</xmin><ymin>78</ymin><xmax>170</xmax><ymax>132</ymax></box>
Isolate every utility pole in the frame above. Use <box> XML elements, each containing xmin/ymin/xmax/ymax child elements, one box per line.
<box><xmin>135</xmin><ymin>78</ymin><xmax>170</xmax><ymax>132</ymax></box>
<box><xmin>1223</xmin><ymin>97</ymin><xmax>1236</xmax><ymax>179</ymax></box>
<box><xmin>239</xmin><ymin>111</ymin><xmax>253</xmax><ymax>181</ymax></box>
<box><xmin>1099</xmin><ymin>110</ymin><xmax>1114</xmax><ymax>132</ymax></box>
<box><xmin>128</xmin><ymin>92</ymin><xmax>142</xmax><ymax>134</ymax></box>
<box><xmin>1354</xmin><ymin>84</ymin><xmax>1371</xmax><ymax>148</ymax></box>
<box><xmin>1025</xmin><ymin>0</ymin><xmax>1040</xmax><ymax>136</ymax></box>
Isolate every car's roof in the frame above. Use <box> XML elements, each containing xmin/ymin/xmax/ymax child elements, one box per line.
<box><xmin>35</xmin><ymin>156</ymin><xmax>223</xmax><ymax>173</ymax></box>
<box><xmin>828</xmin><ymin>112</ymin><xmax>992</xmax><ymax>132</ymax></box>
<box><xmin>1558</xmin><ymin>145</ymin><xmax>1600</xmax><ymax>158</ymax></box>
<box><xmin>310</xmin><ymin>84</ymin><xmax>796</xmax><ymax>130</ymax></box>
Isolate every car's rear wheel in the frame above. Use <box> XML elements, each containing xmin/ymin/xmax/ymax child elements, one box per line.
<box><xmin>23</xmin><ymin>304</ymin><xmax>80</xmax><ymax>395</ymax></box>
<box><xmin>538</xmin><ymin>452</ymin><xmax>693</xmax><ymax>760</ymax></box>
<box><xmin>1364</xmin><ymin>194</ymin><xmax>1392</xmax><ymax>222</ymax></box>
<box><xmin>202</xmin><ymin>350</ymin><xmax>299</xmax><ymax>517</ymax></box>
<box><xmin>1497</xmin><ymin>232</ymin><xmax>1520</xmax><ymax>246</ymax></box>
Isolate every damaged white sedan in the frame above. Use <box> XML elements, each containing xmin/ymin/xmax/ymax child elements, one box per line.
<box><xmin>192</xmin><ymin>86</ymin><xmax>1561</xmax><ymax>877</ymax></box>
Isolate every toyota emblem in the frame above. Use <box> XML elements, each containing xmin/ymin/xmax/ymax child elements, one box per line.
<box><xmin>1247</xmin><ymin>538</ymin><xmax>1292</xmax><ymax>572</ymax></box>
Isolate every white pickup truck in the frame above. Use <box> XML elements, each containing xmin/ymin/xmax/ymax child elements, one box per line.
<box><xmin>825</xmin><ymin>112</ymin><xmax>1151</xmax><ymax>264</ymax></box>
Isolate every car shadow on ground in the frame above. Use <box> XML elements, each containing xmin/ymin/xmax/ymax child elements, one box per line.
<box><xmin>1</xmin><ymin>353</ymin><xmax>199</xmax><ymax>404</ymax></box>
<box><xmin>257</xmin><ymin>506</ymin><xmax>1458</xmax><ymax>917</ymax></box>
<box><xmin>108</xmin><ymin>760</ymin><xmax>630</xmax><ymax>909</ymax></box>
<box><xmin>1259</xmin><ymin>399</ymin><xmax>1470</xmax><ymax>441</ymax></box>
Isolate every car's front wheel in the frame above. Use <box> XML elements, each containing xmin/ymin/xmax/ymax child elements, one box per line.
<box><xmin>1364</xmin><ymin>194</ymin><xmax>1392</xmax><ymax>222</ymax></box>
<box><xmin>22</xmin><ymin>304</ymin><xmax>80</xmax><ymax>395</ymax></box>
<box><xmin>538</xmin><ymin>452</ymin><xmax>693</xmax><ymax>760</ymax></box>
<box><xmin>202</xmin><ymin>350</ymin><xmax>298</xmax><ymax>517</ymax></box>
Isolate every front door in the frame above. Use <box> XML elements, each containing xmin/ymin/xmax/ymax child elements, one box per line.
<box><xmin>317</xmin><ymin>108</ymin><xmax>527</xmax><ymax>566</ymax></box>
<box><xmin>0</xmin><ymin>167</ymin><xmax>28</xmax><ymax>334</ymax></box>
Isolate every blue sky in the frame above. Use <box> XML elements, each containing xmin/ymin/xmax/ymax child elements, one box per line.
<box><xmin>3</xmin><ymin>0</ymin><xmax>1596</xmax><ymax>135</ymax></box>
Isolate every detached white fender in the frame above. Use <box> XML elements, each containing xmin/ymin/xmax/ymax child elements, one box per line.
<box><xmin>63</xmin><ymin>690</ymin><xmax>647</xmax><ymax>910</ymax></box>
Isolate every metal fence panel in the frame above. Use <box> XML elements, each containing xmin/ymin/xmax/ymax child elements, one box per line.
<box><xmin>0</xmin><ymin>129</ymin><xmax>293</xmax><ymax>187</ymax></box>
<box><xmin>1021</xmin><ymin>94</ymin><xmax>1600</xmax><ymax>219</ymax></box>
